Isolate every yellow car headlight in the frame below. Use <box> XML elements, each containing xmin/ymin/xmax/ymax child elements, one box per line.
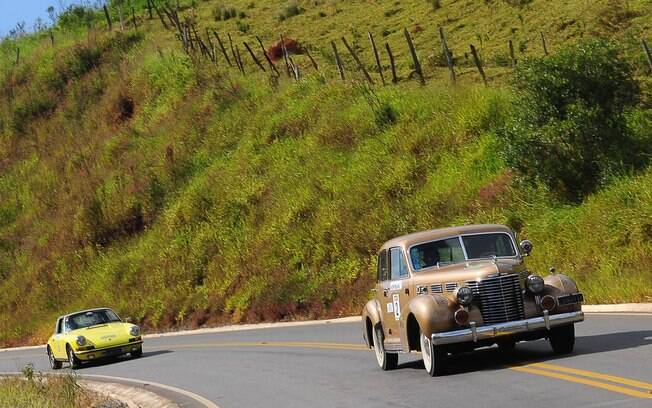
<box><xmin>76</xmin><ymin>336</ymin><xmax>87</xmax><ymax>347</ymax></box>
<box><xmin>130</xmin><ymin>326</ymin><xmax>140</xmax><ymax>337</ymax></box>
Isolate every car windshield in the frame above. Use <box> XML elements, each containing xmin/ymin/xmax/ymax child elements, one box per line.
<box><xmin>410</xmin><ymin>237</ymin><xmax>465</xmax><ymax>270</ymax></box>
<box><xmin>462</xmin><ymin>233</ymin><xmax>516</xmax><ymax>259</ymax></box>
<box><xmin>65</xmin><ymin>309</ymin><xmax>121</xmax><ymax>331</ymax></box>
<box><xmin>410</xmin><ymin>232</ymin><xmax>517</xmax><ymax>271</ymax></box>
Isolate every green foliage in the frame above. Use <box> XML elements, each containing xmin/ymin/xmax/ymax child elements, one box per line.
<box><xmin>57</xmin><ymin>5</ymin><xmax>99</xmax><ymax>29</ymax></box>
<box><xmin>278</xmin><ymin>3</ymin><xmax>304</xmax><ymax>21</ymax></box>
<box><xmin>499</xmin><ymin>39</ymin><xmax>647</xmax><ymax>202</ymax></box>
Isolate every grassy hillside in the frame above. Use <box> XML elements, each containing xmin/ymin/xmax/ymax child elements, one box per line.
<box><xmin>1</xmin><ymin>0</ymin><xmax>652</xmax><ymax>346</ymax></box>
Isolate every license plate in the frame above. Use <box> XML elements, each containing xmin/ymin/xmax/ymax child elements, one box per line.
<box><xmin>558</xmin><ymin>293</ymin><xmax>584</xmax><ymax>306</ymax></box>
<box><xmin>103</xmin><ymin>348</ymin><xmax>123</xmax><ymax>357</ymax></box>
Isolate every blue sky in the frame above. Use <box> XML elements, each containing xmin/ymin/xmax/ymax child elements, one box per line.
<box><xmin>0</xmin><ymin>0</ymin><xmax>91</xmax><ymax>37</ymax></box>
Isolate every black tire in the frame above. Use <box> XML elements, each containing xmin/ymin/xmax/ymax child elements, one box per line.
<box><xmin>497</xmin><ymin>339</ymin><xmax>517</xmax><ymax>354</ymax></box>
<box><xmin>67</xmin><ymin>345</ymin><xmax>80</xmax><ymax>369</ymax></box>
<box><xmin>372</xmin><ymin>325</ymin><xmax>398</xmax><ymax>371</ymax></box>
<box><xmin>47</xmin><ymin>347</ymin><xmax>62</xmax><ymax>370</ymax></box>
<box><xmin>549</xmin><ymin>324</ymin><xmax>575</xmax><ymax>354</ymax></box>
<box><xmin>420</xmin><ymin>330</ymin><xmax>446</xmax><ymax>377</ymax></box>
<box><xmin>131</xmin><ymin>346</ymin><xmax>143</xmax><ymax>358</ymax></box>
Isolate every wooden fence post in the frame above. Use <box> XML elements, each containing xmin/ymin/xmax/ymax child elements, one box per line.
<box><xmin>228</xmin><ymin>33</ymin><xmax>241</xmax><ymax>71</ymax></box>
<box><xmin>509</xmin><ymin>39</ymin><xmax>516</xmax><ymax>67</ymax></box>
<box><xmin>118</xmin><ymin>3</ymin><xmax>125</xmax><ymax>31</ymax></box>
<box><xmin>146</xmin><ymin>0</ymin><xmax>153</xmax><ymax>19</ymax></box>
<box><xmin>131</xmin><ymin>7</ymin><xmax>138</xmax><ymax>31</ymax></box>
<box><xmin>49</xmin><ymin>30</ymin><xmax>54</xmax><ymax>46</ymax></box>
<box><xmin>205</xmin><ymin>28</ymin><xmax>216</xmax><ymax>63</ymax></box>
<box><xmin>151</xmin><ymin>1</ymin><xmax>169</xmax><ymax>30</ymax></box>
<box><xmin>385</xmin><ymin>43</ymin><xmax>397</xmax><ymax>83</ymax></box>
<box><xmin>305</xmin><ymin>48</ymin><xmax>319</xmax><ymax>71</ymax></box>
<box><xmin>404</xmin><ymin>28</ymin><xmax>425</xmax><ymax>85</ymax></box>
<box><xmin>439</xmin><ymin>27</ymin><xmax>456</xmax><ymax>83</ymax></box>
<box><xmin>642</xmin><ymin>39</ymin><xmax>652</xmax><ymax>74</ymax></box>
<box><xmin>256</xmin><ymin>35</ymin><xmax>280</xmax><ymax>76</ymax></box>
<box><xmin>235</xmin><ymin>44</ymin><xmax>245</xmax><ymax>74</ymax></box>
<box><xmin>541</xmin><ymin>32</ymin><xmax>548</xmax><ymax>56</ymax></box>
<box><xmin>103</xmin><ymin>5</ymin><xmax>113</xmax><ymax>31</ymax></box>
<box><xmin>280</xmin><ymin>35</ymin><xmax>292</xmax><ymax>78</ymax></box>
<box><xmin>368</xmin><ymin>32</ymin><xmax>385</xmax><ymax>85</ymax></box>
<box><xmin>244</xmin><ymin>42</ymin><xmax>266</xmax><ymax>72</ymax></box>
<box><xmin>15</xmin><ymin>47</ymin><xmax>20</xmax><ymax>65</ymax></box>
<box><xmin>470</xmin><ymin>44</ymin><xmax>487</xmax><ymax>85</ymax></box>
<box><xmin>331</xmin><ymin>41</ymin><xmax>345</xmax><ymax>81</ymax></box>
<box><xmin>288</xmin><ymin>56</ymin><xmax>300</xmax><ymax>80</ymax></box>
<box><xmin>214</xmin><ymin>31</ymin><xmax>232</xmax><ymax>66</ymax></box>
<box><xmin>341</xmin><ymin>37</ymin><xmax>374</xmax><ymax>84</ymax></box>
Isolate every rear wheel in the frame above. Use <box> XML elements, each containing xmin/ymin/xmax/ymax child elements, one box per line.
<box><xmin>67</xmin><ymin>345</ymin><xmax>80</xmax><ymax>369</ymax></box>
<box><xmin>47</xmin><ymin>347</ymin><xmax>62</xmax><ymax>370</ymax></box>
<box><xmin>549</xmin><ymin>324</ymin><xmax>575</xmax><ymax>354</ymax></box>
<box><xmin>372</xmin><ymin>325</ymin><xmax>398</xmax><ymax>371</ymax></box>
<box><xmin>420</xmin><ymin>330</ymin><xmax>445</xmax><ymax>377</ymax></box>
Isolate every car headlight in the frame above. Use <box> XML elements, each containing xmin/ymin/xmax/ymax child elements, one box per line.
<box><xmin>455</xmin><ymin>286</ymin><xmax>474</xmax><ymax>306</ymax></box>
<box><xmin>527</xmin><ymin>275</ymin><xmax>545</xmax><ymax>293</ymax></box>
<box><xmin>76</xmin><ymin>336</ymin><xmax>87</xmax><ymax>346</ymax></box>
<box><xmin>130</xmin><ymin>326</ymin><xmax>140</xmax><ymax>337</ymax></box>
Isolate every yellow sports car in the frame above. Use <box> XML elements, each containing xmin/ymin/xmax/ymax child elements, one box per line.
<box><xmin>46</xmin><ymin>307</ymin><xmax>143</xmax><ymax>369</ymax></box>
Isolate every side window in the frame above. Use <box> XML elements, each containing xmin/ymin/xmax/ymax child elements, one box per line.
<box><xmin>377</xmin><ymin>250</ymin><xmax>388</xmax><ymax>281</ymax></box>
<box><xmin>390</xmin><ymin>247</ymin><xmax>409</xmax><ymax>280</ymax></box>
<box><xmin>56</xmin><ymin>318</ymin><xmax>62</xmax><ymax>334</ymax></box>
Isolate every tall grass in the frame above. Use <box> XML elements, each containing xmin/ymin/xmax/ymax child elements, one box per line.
<box><xmin>0</xmin><ymin>0</ymin><xmax>651</xmax><ymax>346</ymax></box>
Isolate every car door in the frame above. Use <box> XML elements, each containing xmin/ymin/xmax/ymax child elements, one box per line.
<box><xmin>376</xmin><ymin>249</ymin><xmax>396</xmax><ymax>340</ymax></box>
<box><xmin>380</xmin><ymin>247</ymin><xmax>410</xmax><ymax>344</ymax></box>
<box><xmin>52</xmin><ymin>318</ymin><xmax>64</xmax><ymax>359</ymax></box>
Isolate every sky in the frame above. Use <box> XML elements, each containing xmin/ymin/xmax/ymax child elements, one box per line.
<box><xmin>0</xmin><ymin>0</ymin><xmax>93</xmax><ymax>38</ymax></box>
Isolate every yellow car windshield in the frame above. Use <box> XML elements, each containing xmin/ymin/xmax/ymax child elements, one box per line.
<box><xmin>65</xmin><ymin>309</ymin><xmax>121</xmax><ymax>331</ymax></box>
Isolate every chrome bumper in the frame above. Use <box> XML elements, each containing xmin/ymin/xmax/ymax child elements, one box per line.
<box><xmin>431</xmin><ymin>311</ymin><xmax>584</xmax><ymax>346</ymax></box>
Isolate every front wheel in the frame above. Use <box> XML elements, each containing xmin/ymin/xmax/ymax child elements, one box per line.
<box><xmin>67</xmin><ymin>345</ymin><xmax>80</xmax><ymax>370</ymax></box>
<box><xmin>47</xmin><ymin>347</ymin><xmax>62</xmax><ymax>370</ymax></box>
<box><xmin>131</xmin><ymin>346</ymin><xmax>143</xmax><ymax>358</ymax></box>
<box><xmin>420</xmin><ymin>331</ymin><xmax>445</xmax><ymax>377</ymax></box>
<box><xmin>549</xmin><ymin>324</ymin><xmax>575</xmax><ymax>354</ymax></box>
<box><xmin>372</xmin><ymin>325</ymin><xmax>398</xmax><ymax>371</ymax></box>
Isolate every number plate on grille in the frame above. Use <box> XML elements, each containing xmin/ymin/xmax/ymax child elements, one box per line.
<box><xmin>557</xmin><ymin>293</ymin><xmax>584</xmax><ymax>306</ymax></box>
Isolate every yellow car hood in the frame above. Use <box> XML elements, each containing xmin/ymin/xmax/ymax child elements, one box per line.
<box><xmin>71</xmin><ymin>322</ymin><xmax>135</xmax><ymax>349</ymax></box>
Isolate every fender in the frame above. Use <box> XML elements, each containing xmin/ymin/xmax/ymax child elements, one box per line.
<box><xmin>400</xmin><ymin>294</ymin><xmax>456</xmax><ymax>350</ymax></box>
<box><xmin>361</xmin><ymin>299</ymin><xmax>382</xmax><ymax>348</ymax></box>
<box><xmin>543</xmin><ymin>273</ymin><xmax>582</xmax><ymax>313</ymax></box>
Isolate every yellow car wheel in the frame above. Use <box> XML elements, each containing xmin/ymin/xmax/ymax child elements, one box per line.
<box><xmin>66</xmin><ymin>345</ymin><xmax>80</xmax><ymax>369</ymax></box>
<box><xmin>47</xmin><ymin>347</ymin><xmax>62</xmax><ymax>370</ymax></box>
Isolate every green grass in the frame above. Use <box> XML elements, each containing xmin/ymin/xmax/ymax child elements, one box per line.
<box><xmin>0</xmin><ymin>368</ymin><xmax>105</xmax><ymax>408</ymax></box>
<box><xmin>0</xmin><ymin>0</ymin><xmax>651</xmax><ymax>346</ymax></box>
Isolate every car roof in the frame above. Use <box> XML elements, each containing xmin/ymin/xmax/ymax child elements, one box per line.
<box><xmin>60</xmin><ymin>307</ymin><xmax>116</xmax><ymax>319</ymax></box>
<box><xmin>379</xmin><ymin>224</ymin><xmax>514</xmax><ymax>252</ymax></box>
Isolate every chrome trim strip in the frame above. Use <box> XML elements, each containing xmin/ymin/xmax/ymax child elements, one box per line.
<box><xmin>75</xmin><ymin>340</ymin><xmax>143</xmax><ymax>355</ymax></box>
<box><xmin>431</xmin><ymin>311</ymin><xmax>584</xmax><ymax>346</ymax></box>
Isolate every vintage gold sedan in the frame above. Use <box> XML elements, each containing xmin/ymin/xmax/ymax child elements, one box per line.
<box><xmin>362</xmin><ymin>224</ymin><xmax>584</xmax><ymax>376</ymax></box>
<box><xmin>46</xmin><ymin>308</ymin><xmax>143</xmax><ymax>369</ymax></box>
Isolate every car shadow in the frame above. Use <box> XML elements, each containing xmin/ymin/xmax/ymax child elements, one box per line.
<box><xmin>73</xmin><ymin>349</ymin><xmax>173</xmax><ymax>370</ymax></box>
<box><xmin>396</xmin><ymin>330</ymin><xmax>652</xmax><ymax>375</ymax></box>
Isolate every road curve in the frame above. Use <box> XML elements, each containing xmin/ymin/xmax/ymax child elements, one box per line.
<box><xmin>1</xmin><ymin>314</ymin><xmax>651</xmax><ymax>408</ymax></box>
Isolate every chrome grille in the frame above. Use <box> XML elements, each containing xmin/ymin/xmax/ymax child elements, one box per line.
<box><xmin>444</xmin><ymin>282</ymin><xmax>458</xmax><ymax>292</ymax></box>
<box><xmin>466</xmin><ymin>274</ymin><xmax>525</xmax><ymax>325</ymax></box>
<box><xmin>430</xmin><ymin>283</ymin><xmax>443</xmax><ymax>293</ymax></box>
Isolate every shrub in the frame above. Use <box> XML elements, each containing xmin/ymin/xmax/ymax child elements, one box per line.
<box><xmin>499</xmin><ymin>39</ymin><xmax>645</xmax><ymax>202</ymax></box>
<box><xmin>428</xmin><ymin>0</ymin><xmax>442</xmax><ymax>11</ymax></box>
<box><xmin>278</xmin><ymin>3</ymin><xmax>304</xmax><ymax>21</ymax></box>
<box><xmin>57</xmin><ymin>5</ymin><xmax>97</xmax><ymax>29</ymax></box>
<box><xmin>11</xmin><ymin>95</ymin><xmax>57</xmax><ymax>135</ymax></box>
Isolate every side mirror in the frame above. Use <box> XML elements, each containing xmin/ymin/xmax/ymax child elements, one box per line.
<box><xmin>519</xmin><ymin>240</ymin><xmax>533</xmax><ymax>257</ymax></box>
<box><xmin>124</xmin><ymin>317</ymin><xmax>132</xmax><ymax>323</ymax></box>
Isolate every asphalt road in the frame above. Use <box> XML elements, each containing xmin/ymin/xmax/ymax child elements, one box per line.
<box><xmin>1</xmin><ymin>314</ymin><xmax>651</xmax><ymax>408</ymax></box>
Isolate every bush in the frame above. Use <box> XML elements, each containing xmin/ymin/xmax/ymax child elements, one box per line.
<box><xmin>499</xmin><ymin>39</ymin><xmax>646</xmax><ymax>202</ymax></box>
<box><xmin>278</xmin><ymin>3</ymin><xmax>304</xmax><ymax>21</ymax></box>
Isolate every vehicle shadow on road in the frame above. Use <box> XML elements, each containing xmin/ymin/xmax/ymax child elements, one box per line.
<box><xmin>73</xmin><ymin>349</ymin><xmax>173</xmax><ymax>370</ymax></box>
<box><xmin>396</xmin><ymin>330</ymin><xmax>652</xmax><ymax>376</ymax></box>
